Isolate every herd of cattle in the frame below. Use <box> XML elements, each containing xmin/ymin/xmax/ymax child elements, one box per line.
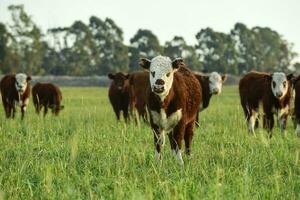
<box><xmin>1</xmin><ymin>55</ymin><xmax>300</xmax><ymax>165</ymax></box>
<box><xmin>108</xmin><ymin>55</ymin><xmax>300</xmax><ymax>164</ymax></box>
<box><xmin>0</xmin><ymin>73</ymin><xmax>63</xmax><ymax>119</ymax></box>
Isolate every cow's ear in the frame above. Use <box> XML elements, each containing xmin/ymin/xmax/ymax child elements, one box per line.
<box><xmin>27</xmin><ymin>76</ymin><xmax>32</xmax><ymax>81</ymax></box>
<box><xmin>222</xmin><ymin>74</ymin><xmax>227</xmax><ymax>82</ymax></box>
<box><xmin>172</xmin><ymin>58</ymin><xmax>184</xmax><ymax>69</ymax></box>
<box><xmin>287</xmin><ymin>73</ymin><xmax>294</xmax><ymax>81</ymax></box>
<box><xmin>108</xmin><ymin>73</ymin><xmax>115</xmax><ymax>79</ymax></box>
<box><xmin>265</xmin><ymin>73</ymin><xmax>272</xmax><ymax>81</ymax></box>
<box><xmin>139</xmin><ymin>58</ymin><xmax>151</xmax><ymax>70</ymax></box>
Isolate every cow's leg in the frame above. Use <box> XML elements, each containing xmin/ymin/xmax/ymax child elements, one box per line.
<box><xmin>152</xmin><ymin>125</ymin><xmax>164</xmax><ymax>161</ymax></box>
<box><xmin>112</xmin><ymin>105</ymin><xmax>120</xmax><ymax>121</ymax></box>
<box><xmin>123</xmin><ymin>106</ymin><xmax>130</xmax><ymax>123</ymax></box>
<box><xmin>21</xmin><ymin>105</ymin><xmax>26</xmax><ymax>120</ymax></box>
<box><xmin>12</xmin><ymin>103</ymin><xmax>16</xmax><ymax>119</ymax></box>
<box><xmin>195</xmin><ymin>109</ymin><xmax>200</xmax><ymax>127</ymax></box>
<box><xmin>248</xmin><ymin>109</ymin><xmax>258</xmax><ymax>134</ymax></box>
<box><xmin>255</xmin><ymin>113</ymin><xmax>260</xmax><ymax>129</ymax></box>
<box><xmin>279</xmin><ymin>113</ymin><xmax>288</xmax><ymax>136</ymax></box>
<box><xmin>171</xmin><ymin>123</ymin><xmax>185</xmax><ymax>165</ymax></box>
<box><xmin>2</xmin><ymin>98</ymin><xmax>10</xmax><ymax>118</ymax></box>
<box><xmin>263</xmin><ymin>113</ymin><xmax>274</xmax><ymax>138</ymax></box>
<box><xmin>184</xmin><ymin>121</ymin><xmax>195</xmax><ymax>157</ymax></box>
<box><xmin>44</xmin><ymin>105</ymin><xmax>48</xmax><ymax>117</ymax></box>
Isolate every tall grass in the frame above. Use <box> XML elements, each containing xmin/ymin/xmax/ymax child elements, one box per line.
<box><xmin>0</xmin><ymin>86</ymin><xmax>299</xmax><ymax>199</ymax></box>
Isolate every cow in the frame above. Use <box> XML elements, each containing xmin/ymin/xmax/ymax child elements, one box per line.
<box><xmin>293</xmin><ymin>76</ymin><xmax>300</xmax><ymax>136</ymax></box>
<box><xmin>0</xmin><ymin>73</ymin><xmax>31</xmax><ymax>119</ymax></box>
<box><xmin>239</xmin><ymin>71</ymin><xmax>293</xmax><ymax>137</ymax></box>
<box><xmin>32</xmin><ymin>83</ymin><xmax>64</xmax><ymax>116</ymax></box>
<box><xmin>194</xmin><ymin>72</ymin><xmax>227</xmax><ymax>126</ymax></box>
<box><xmin>128</xmin><ymin>71</ymin><xmax>149</xmax><ymax>121</ymax></box>
<box><xmin>140</xmin><ymin>56</ymin><xmax>202</xmax><ymax>165</ymax></box>
<box><xmin>108</xmin><ymin>72</ymin><xmax>130</xmax><ymax>122</ymax></box>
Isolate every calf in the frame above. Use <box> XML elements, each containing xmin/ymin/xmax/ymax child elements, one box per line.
<box><xmin>0</xmin><ymin>73</ymin><xmax>31</xmax><ymax>119</ymax></box>
<box><xmin>239</xmin><ymin>71</ymin><xmax>293</xmax><ymax>137</ymax></box>
<box><xmin>194</xmin><ymin>72</ymin><xmax>227</xmax><ymax>125</ymax></box>
<box><xmin>140</xmin><ymin>56</ymin><xmax>201</xmax><ymax>165</ymax></box>
<box><xmin>128</xmin><ymin>71</ymin><xmax>149</xmax><ymax>120</ymax></box>
<box><xmin>108</xmin><ymin>72</ymin><xmax>130</xmax><ymax>122</ymax></box>
<box><xmin>32</xmin><ymin>83</ymin><xmax>64</xmax><ymax>116</ymax></box>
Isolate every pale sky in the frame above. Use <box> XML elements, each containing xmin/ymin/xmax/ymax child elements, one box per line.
<box><xmin>1</xmin><ymin>0</ymin><xmax>299</xmax><ymax>61</ymax></box>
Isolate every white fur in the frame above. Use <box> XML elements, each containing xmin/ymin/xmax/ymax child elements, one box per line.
<box><xmin>157</xmin><ymin>130</ymin><xmax>165</xmax><ymax>146</ymax></box>
<box><xmin>271</xmin><ymin>73</ymin><xmax>288</xmax><ymax>99</ymax></box>
<box><xmin>209</xmin><ymin>72</ymin><xmax>223</xmax><ymax>95</ymax></box>
<box><xmin>149</xmin><ymin>56</ymin><xmax>176</xmax><ymax>102</ymax></box>
<box><xmin>150</xmin><ymin>109</ymin><xmax>182</xmax><ymax>132</ymax></box>
<box><xmin>176</xmin><ymin>149</ymin><xmax>184</xmax><ymax>165</ymax></box>
<box><xmin>15</xmin><ymin>73</ymin><xmax>28</xmax><ymax>94</ymax></box>
<box><xmin>248</xmin><ymin>112</ymin><xmax>257</xmax><ymax>134</ymax></box>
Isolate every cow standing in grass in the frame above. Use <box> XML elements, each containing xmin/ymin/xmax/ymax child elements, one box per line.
<box><xmin>140</xmin><ymin>56</ymin><xmax>201</xmax><ymax>165</ymax></box>
<box><xmin>0</xmin><ymin>73</ymin><xmax>31</xmax><ymax>119</ymax></box>
<box><xmin>108</xmin><ymin>72</ymin><xmax>130</xmax><ymax>122</ymax></box>
<box><xmin>239</xmin><ymin>71</ymin><xmax>293</xmax><ymax>137</ymax></box>
<box><xmin>129</xmin><ymin>71</ymin><xmax>149</xmax><ymax>120</ymax></box>
<box><xmin>32</xmin><ymin>83</ymin><xmax>64</xmax><ymax>116</ymax></box>
<box><xmin>194</xmin><ymin>72</ymin><xmax>227</xmax><ymax>126</ymax></box>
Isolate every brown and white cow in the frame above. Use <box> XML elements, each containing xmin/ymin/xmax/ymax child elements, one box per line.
<box><xmin>194</xmin><ymin>72</ymin><xmax>227</xmax><ymax>125</ymax></box>
<box><xmin>108</xmin><ymin>72</ymin><xmax>130</xmax><ymax>122</ymax></box>
<box><xmin>239</xmin><ymin>71</ymin><xmax>293</xmax><ymax>137</ymax></box>
<box><xmin>128</xmin><ymin>71</ymin><xmax>149</xmax><ymax>120</ymax></box>
<box><xmin>32</xmin><ymin>83</ymin><xmax>64</xmax><ymax>116</ymax></box>
<box><xmin>0</xmin><ymin>73</ymin><xmax>31</xmax><ymax>119</ymax></box>
<box><xmin>140</xmin><ymin>56</ymin><xmax>201</xmax><ymax>165</ymax></box>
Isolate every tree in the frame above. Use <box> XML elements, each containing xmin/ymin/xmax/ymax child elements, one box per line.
<box><xmin>7</xmin><ymin>5</ymin><xmax>44</xmax><ymax>74</ymax></box>
<box><xmin>164</xmin><ymin>36</ymin><xmax>202</xmax><ymax>71</ymax></box>
<box><xmin>128</xmin><ymin>29</ymin><xmax>163</xmax><ymax>71</ymax></box>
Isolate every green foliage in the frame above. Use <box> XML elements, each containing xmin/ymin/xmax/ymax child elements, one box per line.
<box><xmin>0</xmin><ymin>87</ymin><xmax>300</xmax><ymax>199</ymax></box>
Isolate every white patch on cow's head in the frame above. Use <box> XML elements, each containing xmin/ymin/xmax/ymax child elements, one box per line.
<box><xmin>149</xmin><ymin>56</ymin><xmax>177</xmax><ymax>101</ymax></box>
<box><xmin>15</xmin><ymin>73</ymin><xmax>29</xmax><ymax>94</ymax></box>
<box><xmin>271</xmin><ymin>72</ymin><xmax>288</xmax><ymax>99</ymax></box>
<box><xmin>209</xmin><ymin>72</ymin><xmax>224</xmax><ymax>95</ymax></box>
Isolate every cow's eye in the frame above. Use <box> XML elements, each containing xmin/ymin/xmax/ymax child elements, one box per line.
<box><xmin>166</xmin><ymin>72</ymin><xmax>171</xmax><ymax>77</ymax></box>
<box><xmin>272</xmin><ymin>81</ymin><xmax>276</xmax><ymax>88</ymax></box>
<box><xmin>151</xmin><ymin>71</ymin><xmax>155</xmax><ymax>77</ymax></box>
<box><xmin>283</xmin><ymin>81</ymin><xmax>286</xmax><ymax>88</ymax></box>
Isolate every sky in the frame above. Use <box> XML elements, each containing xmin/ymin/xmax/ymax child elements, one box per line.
<box><xmin>1</xmin><ymin>0</ymin><xmax>300</xmax><ymax>61</ymax></box>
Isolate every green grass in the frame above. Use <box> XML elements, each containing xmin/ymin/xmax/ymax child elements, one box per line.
<box><xmin>0</xmin><ymin>86</ymin><xmax>300</xmax><ymax>199</ymax></box>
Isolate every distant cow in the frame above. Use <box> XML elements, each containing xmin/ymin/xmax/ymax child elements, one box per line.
<box><xmin>140</xmin><ymin>56</ymin><xmax>201</xmax><ymax>165</ymax></box>
<box><xmin>108</xmin><ymin>72</ymin><xmax>130</xmax><ymax>122</ymax></box>
<box><xmin>128</xmin><ymin>71</ymin><xmax>149</xmax><ymax>120</ymax></box>
<box><xmin>32</xmin><ymin>83</ymin><xmax>64</xmax><ymax>116</ymax></box>
<box><xmin>0</xmin><ymin>73</ymin><xmax>31</xmax><ymax>119</ymax></box>
<box><xmin>194</xmin><ymin>72</ymin><xmax>227</xmax><ymax>125</ymax></box>
<box><xmin>239</xmin><ymin>71</ymin><xmax>293</xmax><ymax>137</ymax></box>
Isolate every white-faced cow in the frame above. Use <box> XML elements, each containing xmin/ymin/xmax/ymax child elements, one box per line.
<box><xmin>140</xmin><ymin>56</ymin><xmax>201</xmax><ymax>165</ymax></box>
<box><xmin>0</xmin><ymin>73</ymin><xmax>31</xmax><ymax>119</ymax></box>
<box><xmin>194</xmin><ymin>72</ymin><xmax>227</xmax><ymax>125</ymax></box>
<box><xmin>239</xmin><ymin>71</ymin><xmax>293</xmax><ymax>137</ymax></box>
<box><xmin>108</xmin><ymin>72</ymin><xmax>130</xmax><ymax>122</ymax></box>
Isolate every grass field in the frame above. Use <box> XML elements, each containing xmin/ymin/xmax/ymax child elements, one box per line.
<box><xmin>0</xmin><ymin>86</ymin><xmax>300</xmax><ymax>199</ymax></box>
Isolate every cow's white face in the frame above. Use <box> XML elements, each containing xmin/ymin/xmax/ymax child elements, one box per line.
<box><xmin>271</xmin><ymin>72</ymin><xmax>288</xmax><ymax>99</ymax></box>
<box><xmin>15</xmin><ymin>73</ymin><xmax>30</xmax><ymax>94</ymax></box>
<box><xmin>209</xmin><ymin>72</ymin><xmax>226</xmax><ymax>95</ymax></box>
<box><xmin>140</xmin><ymin>56</ymin><xmax>183</xmax><ymax>101</ymax></box>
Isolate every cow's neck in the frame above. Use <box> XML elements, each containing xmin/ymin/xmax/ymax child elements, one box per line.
<box><xmin>152</xmin><ymin>87</ymin><xmax>175</xmax><ymax>111</ymax></box>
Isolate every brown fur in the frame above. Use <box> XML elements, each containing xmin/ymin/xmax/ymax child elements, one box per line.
<box><xmin>293</xmin><ymin>76</ymin><xmax>300</xmax><ymax>126</ymax></box>
<box><xmin>128</xmin><ymin>71</ymin><xmax>149</xmax><ymax>120</ymax></box>
<box><xmin>108</xmin><ymin>72</ymin><xmax>130</xmax><ymax>122</ymax></box>
<box><xmin>0</xmin><ymin>74</ymin><xmax>31</xmax><ymax>119</ymax></box>
<box><xmin>142</xmin><ymin>59</ymin><xmax>202</xmax><ymax>158</ymax></box>
<box><xmin>32</xmin><ymin>83</ymin><xmax>64</xmax><ymax>116</ymax></box>
<box><xmin>239</xmin><ymin>71</ymin><xmax>293</xmax><ymax>136</ymax></box>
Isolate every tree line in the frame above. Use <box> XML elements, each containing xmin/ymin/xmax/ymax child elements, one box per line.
<box><xmin>0</xmin><ymin>5</ymin><xmax>299</xmax><ymax>76</ymax></box>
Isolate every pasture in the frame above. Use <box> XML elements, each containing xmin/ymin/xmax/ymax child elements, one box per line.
<box><xmin>0</xmin><ymin>86</ymin><xmax>299</xmax><ymax>199</ymax></box>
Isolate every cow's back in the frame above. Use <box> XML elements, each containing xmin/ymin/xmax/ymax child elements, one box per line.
<box><xmin>32</xmin><ymin>83</ymin><xmax>61</xmax><ymax>105</ymax></box>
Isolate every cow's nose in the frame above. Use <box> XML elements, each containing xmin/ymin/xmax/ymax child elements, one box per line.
<box><xmin>155</xmin><ymin>79</ymin><xmax>165</xmax><ymax>85</ymax></box>
<box><xmin>276</xmin><ymin>92</ymin><xmax>283</xmax><ymax>98</ymax></box>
